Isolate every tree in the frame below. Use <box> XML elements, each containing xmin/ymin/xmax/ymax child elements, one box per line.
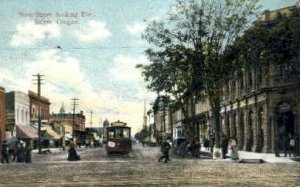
<box><xmin>138</xmin><ymin>0</ymin><xmax>260</xmax><ymax>147</ymax></box>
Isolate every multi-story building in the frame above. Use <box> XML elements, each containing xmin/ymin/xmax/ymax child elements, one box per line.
<box><xmin>5</xmin><ymin>91</ymin><xmax>30</xmax><ymax>136</ymax></box>
<box><xmin>188</xmin><ymin>4</ymin><xmax>300</xmax><ymax>153</ymax></box>
<box><xmin>28</xmin><ymin>90</ymin><xmax>50</xmax><ymax>126</ymax></box>
<box><xmin>0</xmin><ymin>87</ymin><xmax>6</xmax><ymax>155</ymax></box>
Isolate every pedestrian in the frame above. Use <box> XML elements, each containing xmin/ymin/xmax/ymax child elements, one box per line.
<box><xmin>288</xmin><ymin>135</ymin><xmax>295</xmax><ymax>157</ymax></box>
<box><xmin>283</xmin><ymin>135</ymin><xmax>288</xmax><ymax>157</ymax></box>
<box><xmin>16</xmin><ymin>143</ymin><xmax>25</xmax><ymax>163</ymax></box>
<box><xmin>193</xmin><ymin>140</ymin><xmax>200</xmax><ymax>158</ymax></box>
<box><xmin>209</xmin><ymin>135</ymin><xmax>215</xmax><ymax>154</ymax></box>
<box><xmin>158</xmin><ymin>139</ymin><xmax>171</xmax><ymax>163</ymax></box>
<box><xmin>275</xmin><ymin>135</ymin><xmax>280</xmax><ymax>157</ymax></box>
<box><xmin>68</xmin><ymin>139</ymin><xmax>80</xmax><ymax>161</ymax></box>
<box><xmin>204</xmin><ymin>138</ymin><xmax>209</xmax><ymax>151</ymax></box>
<box><xmin>221</xmin><ymin>133</ymin><xmax>229</xmax><ymax>159</ymax></box>
<box><xmin>179</xmin><ymin>140</ymin><xmax>187</xmax><ymax>157</ymax></box>
<box><xmin>25</xmin><ymin>142</ymin><xmax>32</xmax><ymax>163</ymax></box>
<box><xmin>1</xmin><ymin>141</ymin><xmax>9</xmax><ymax>164</ymax></box>
<box><xmin>230</xmin><ymin>138</ymin><xmax>239</xmax><ymax>160</ymax></box>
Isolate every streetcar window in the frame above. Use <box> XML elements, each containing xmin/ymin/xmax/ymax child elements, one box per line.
<box><xmin>123</xmin><ymin>128</ymin><xmax>130</xmax><ymax>138</ymax></box>
<box><xmin>115</xmin><ymin>128</ymin><xmax>123</xmax><ymax>138</ymax></box>
<box><xmin>108</xmin><ymin>129</ymin><xmax>115</xmax><ymax>138</ymax></box>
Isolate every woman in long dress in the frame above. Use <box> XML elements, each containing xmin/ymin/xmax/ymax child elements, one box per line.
<box><xmin>230</xmin><ymin>138</ymin><xmax>239</xmax><ymax>160</ymax></box>
<box><xmin>68</xmin><ymin>139</ymin><xmax>80</xmax><ymax>161</ymax></box>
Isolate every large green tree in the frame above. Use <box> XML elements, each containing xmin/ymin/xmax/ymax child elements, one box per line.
<box><xmin>138</xmin><ymin>0</ymin><xmax>260</xmax><ymax>147</ymax></box>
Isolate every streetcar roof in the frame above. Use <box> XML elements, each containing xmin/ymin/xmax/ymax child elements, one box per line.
<box><xmin>110</xmin><ymin>120</ymin><xmax>128</xmax><ymax>127</ymax></box>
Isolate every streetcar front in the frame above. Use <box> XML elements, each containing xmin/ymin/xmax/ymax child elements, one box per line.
<box><xmin>106</xmin><ymin>121</ymin><xmax>132</xmax><ymax>154</ymax></box>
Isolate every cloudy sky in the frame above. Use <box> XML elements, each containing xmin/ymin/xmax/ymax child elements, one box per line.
<box><xmin>0</xmin><ymin>0</ymin><xmax>297</xmax><ymax>134</ymax></box>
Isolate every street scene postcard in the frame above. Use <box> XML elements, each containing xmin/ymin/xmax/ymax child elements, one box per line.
<box><xmin>0</xmin><ymin>0</ymin><xmax>300</xmax><ymax>186</ymax></box>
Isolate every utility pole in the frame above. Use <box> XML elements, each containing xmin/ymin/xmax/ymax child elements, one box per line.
<box><xmin>32</xmin><ymin>73</ymin><xmax>44</xmax><ymax>154</ymax></box>
<box><xmin>71</xmin><ymin>98</ymin><xmax>79</xmax><ymax>141</ymax></box>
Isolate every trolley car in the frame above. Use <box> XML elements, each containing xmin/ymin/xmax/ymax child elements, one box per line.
<box><xmin>105</xmin><ymin>120</ymin><xmax>132</xmax><ymax>154</ymax></box>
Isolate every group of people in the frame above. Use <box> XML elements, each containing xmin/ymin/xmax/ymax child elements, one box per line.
<box><xmin>275</xmin><ymin>134</ymin><xmax>296</xmax><ymax>157</ymax></box>
<box><xmin>178</xmin><ymin>140</ymin><xmax>201</xmax><ymax>158</ymax></box>
<box><xmin>1</xmin><ymin>141</ymin><xmax>32</xmax><ymax>164</ymax></box>
<box><xmin>221</xmin><ymin>133</ymin><xmax>239</xmax><ymax>160</ymax></box>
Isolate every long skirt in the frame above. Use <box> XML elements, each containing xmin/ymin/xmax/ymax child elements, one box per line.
<box><xmin>231</xmin><ymin>146</ymin><xmax>239</xmax><ymax>160</ymax></box>
<box><xmin>68</xmin><ymin>148</ymin><xmax>80</xmax><ymax>161</ymax></box>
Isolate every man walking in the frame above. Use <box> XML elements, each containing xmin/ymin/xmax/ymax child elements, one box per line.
<box><xmin>158</xmin><ymin>139</ymin><xmax>171</xmax><ymax>163</ymax></box>
<box><xmin>221</xmin><ymin>133</ymin><xmax>229</xmax><ymax>159</ymax></box>
<box><xmin>1</xmin><ymin>141</ymin><xmax>9</xmax><ymax>164</ymax></box>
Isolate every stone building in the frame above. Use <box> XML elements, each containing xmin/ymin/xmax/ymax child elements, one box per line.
<box><xmin>219</xmin><ymin>4</ymin><xmax>300</xmax><ymax>153</ymax></box>
<box><xmin>188</xmin><ymin>4</ymin><xmax>300</xmax><ymax>153</ymax></box>
<box><xmin>0</xmin><ymin>87</ymin><xmax>6</xmax><ymax>154</ymax></box>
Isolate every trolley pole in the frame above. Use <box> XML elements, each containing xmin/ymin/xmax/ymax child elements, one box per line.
<box><xmin>32</xmin><ymin>73</ymin><xmax>44</xmax><ymax>154</ymax></box>
<box><xmin>71</xmin><ymin>98</ymin><xmax>79</xmax><ymax>141</ymax></box>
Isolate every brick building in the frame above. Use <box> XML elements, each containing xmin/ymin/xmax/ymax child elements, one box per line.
<box><xmin>28</xmin><ymin>90</ymin><xmax>50</xmax><ymax>126</ymax></box>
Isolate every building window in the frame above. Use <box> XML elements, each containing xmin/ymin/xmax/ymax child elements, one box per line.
<box><xmin>275</xmin><ymin>63</ymin><xmax>296</xmax><ymax>82</ymax></box>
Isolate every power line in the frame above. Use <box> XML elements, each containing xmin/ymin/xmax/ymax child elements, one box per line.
<box><xmin>0</xmin><ymin>46</ymin><xmax>148</xmax><ymax>51</ymax></box>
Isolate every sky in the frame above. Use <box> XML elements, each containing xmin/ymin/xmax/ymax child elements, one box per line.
<box><xmin>0</xmin><ymin>0</ymin><xmax>298</xmax><ymax>135</ymax></box>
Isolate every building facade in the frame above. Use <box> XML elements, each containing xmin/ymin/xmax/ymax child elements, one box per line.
<box><xmin>190</xmin><ymin>4</ymin><xmax>300</xmax><ymax>153</ymax></box>
<box><xmin>28</xmin><ymin>90</ymin><xmax>50</xmax><ymax>126</ymax></box>
<box><xmin>155</xmin><ymin>4</ymin><xmax>300</xmax><ymax>153</ymax></box>
<box><xmin>5</xmin><ymin>91</ymin><xmax>30</xmax><ymax>136</ymax></box>
<box><xmin>50</xmin><ymin>110</ymin><xmax>86</xmax><ymax>144</ymax></box>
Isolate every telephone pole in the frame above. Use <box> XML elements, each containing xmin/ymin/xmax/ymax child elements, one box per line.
<box><xmin>32</xmin><ymin>73</ymin><xmax>44</xmax><ymax>154</ymax></box>
<box><xmin>71</xmin><ymin>98</ymin><xmax>79</xmax><ymax>141</ymax></box>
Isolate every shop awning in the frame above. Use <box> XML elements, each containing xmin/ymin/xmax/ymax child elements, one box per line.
<box><xmin>41</xmin><ymin>126</ymin><xmax>61</xmax><ymax>140</ymax></box>
<box><xmin>93</xmin><ymin>132</ymin><xmax>100</xmax><ymax>141</ymax></box>
<box><xmin>16</xmin><ymin>125</ymin><xmax>38</xmax><ymax>139</ymax></box>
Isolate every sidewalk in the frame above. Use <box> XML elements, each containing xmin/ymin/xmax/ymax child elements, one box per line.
<box><xmin>200</xmin><ymin>146</ymin><xmax>298</xmax><ymax>163</ymax></box>
<box><xmin>32</xmin><ymin>148</ymin><xmax>65</xmax><ymax>154</ymax></box>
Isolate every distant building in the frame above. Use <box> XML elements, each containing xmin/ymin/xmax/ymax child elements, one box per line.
<box><xmin>50</xmin><ymin>104</ymin><xmax>86</xmax><ymax>144</ymax></box>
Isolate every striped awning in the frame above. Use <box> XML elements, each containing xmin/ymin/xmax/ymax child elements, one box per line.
<box><xmin>16</xmin><ymin>125</ymin><xmax>38</xmax><ymax>139</ymax></box>
<box><xmin>41</xmin><ymin>126</ymin><xmax>61</xmax><ymax>140</ymax></box>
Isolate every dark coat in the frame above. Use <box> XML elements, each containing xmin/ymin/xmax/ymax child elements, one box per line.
<box><xmin>68</xmin><ymin>147</ymin><xmax>80</xmax><ymax>161</ymax></box>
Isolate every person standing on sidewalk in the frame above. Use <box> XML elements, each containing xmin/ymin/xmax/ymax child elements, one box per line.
<box><xmin>221</xmin><ymin>133</ymin><xmax>229</xmax><ymax>159</ymax></box>
<box><xmin>25</xmin><ymin>142</ymin><xmax>32</xmax><ymax>163</ymax></box>
<box><xmin>209</xmin><ymin>135</ymin><xmax>215</xmax><ymax>154</ymax></box>
<box><xmin>275</xmin><ymin>135</ymin><xmax>281</xmax><ymax>157</ymax></box>
<box><xmin>288</xmin><ymin>135</ymin><xmax>295</xmax><ymax>157</ymax></box>
<box><xmin>1</xmin><ymin>141</ymin><xmax>9</xmax><ymax>164</ymax></box>
<box><xmin>230</xmin><ymin>138</ymin><xmax>239</xmax><ymax>160</ymax></box>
